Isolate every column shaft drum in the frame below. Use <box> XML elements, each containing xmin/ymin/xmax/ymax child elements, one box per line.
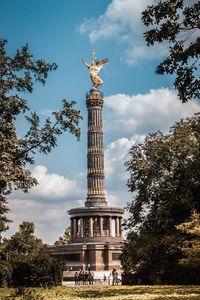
<box><xmin>86</xmin><ymin>89</ymin><xmax>107</xmax><ymax>207</ymax></box>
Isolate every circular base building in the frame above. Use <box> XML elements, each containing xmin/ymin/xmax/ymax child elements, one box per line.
<box><xmin>67</xmin><ymin>206</ymin><xmax>123</xmax><ymax>272</ymax></box>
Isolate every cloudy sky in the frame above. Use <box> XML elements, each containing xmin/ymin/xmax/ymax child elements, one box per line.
<box><xmin>1</xmin><ymin>0</ymin><xmax>200</xmax><ymax>243</ymax></box>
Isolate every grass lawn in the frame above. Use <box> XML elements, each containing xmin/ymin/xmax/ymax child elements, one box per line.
<box><xmin>0</xmin><ymin>285</ymin><xmax>200</xmax><ymax>300</ymax></box>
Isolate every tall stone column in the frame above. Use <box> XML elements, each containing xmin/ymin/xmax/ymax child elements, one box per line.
<box><xmin>109</xmin><ymin>216</ymin><xmax>112</xmax><ymax>237</ymax></box>
<box><xmin>89</xmin><ymin>217</ymin><xmax>93</xmax><ymax>237</ymax></box>
<box><xmin>85</xmin><ymin>89</ymin><xmax>107</xmax><ymax>207</ymax></box>
<box><xmin>80</xmin><ymin>218</ymin><xmax>84</xmax><ymax>237</ymax></box>
<box><xmin>100</xmin><ymin>217</ymin><xmax>103</xmax><ymax>236</ymax></box>
<box><xmin>70</xmin><ymin>218</ymin><xmax>73</xmax><ymax>238</ymax></box>
<box><xmin>73</xmin><ymin>218</ymin><xmax>77</xmax><ymax>238</ymax></box>
<box><xmin>115</xmin><ymin>217</ymin><xmax>120</xmax><ymax>237</ymax></box>
<box><xmin>119</xmin><ymin>217</ymin><xmax>122</xmax><ymax>237</ymax></box>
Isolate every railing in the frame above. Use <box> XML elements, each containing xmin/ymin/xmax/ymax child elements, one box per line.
<box><xmin>86</xmin><ymin>91</ymin><xmax>104</xmax><ymax>97</ymax></box>
<box><xmin>76</xmin><ymin>230</ymin><xmax>110</xmax><ymax>238</ymax></box>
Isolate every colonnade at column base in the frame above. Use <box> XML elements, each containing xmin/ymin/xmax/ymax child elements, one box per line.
<box><xmin>68</xmin><ymin>206</ymin><xmax>123</xmax><ymax>243</ymax></box>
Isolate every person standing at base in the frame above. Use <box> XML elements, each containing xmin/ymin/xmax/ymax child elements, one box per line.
<box><xmin>78</xmin><ymin>270</ymin><xmax>83</xmax><ymax>285</ymax></box>
<box><xmin>84</xmin><ymin>271</ymin><xmax>89</xmax><ymax>285</ymax></box>
<box><xmin>74</xmin><ymin>271</ymin><xmax>79</xmax><ymax>285</ymax></box>
<box><xmin>112</xmin><ymin>269</ymin><xmax>119</xmax><ymax>285</ymax></box>
<box><xmin>103</xmin><ymin>274</ymin><xmax>107</xmax><ymax>284</ymax></box>
<box><xmin>108</xmin><ymin>274</ymin><xmax>111</xmax><ymax>285</ymax></box>
<box><xmin>88</xmin><ymin>271</ymin><xmax>92</xmax><ymax>285</ymax></box>
<box><xmin>91</xmin><ymin>272</ymin><xmax>94</xmax><ymax>285</ymax></box>
<box><xmin>114</xmin><ymin>271</ymin><xmax>119</xmax><ymax>285</ymax></box>
<box><xmin>82</xmin><ymin>271</ymin><xmax>86</xmax><ymax>285</ymax></box>
<box><xmin>112</xmin><ymin>268</ymin><xmax>116</xmax><ymax>285</ymax></box>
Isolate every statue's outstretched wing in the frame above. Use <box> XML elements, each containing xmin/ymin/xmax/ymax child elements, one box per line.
<box><xmin>96</xmin><ymin>58</ymin><xmax>109</xmax><ymax>70</ymax></box>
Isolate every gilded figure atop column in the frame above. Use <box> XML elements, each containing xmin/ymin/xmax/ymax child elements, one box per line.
<box><xmin>82</xmin><ymin>51</ymin><xmax>108</xmax><ymax>89</ymax></box>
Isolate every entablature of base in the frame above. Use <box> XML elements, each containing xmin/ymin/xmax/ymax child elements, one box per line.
<box><xmin>68</xmin><ymin>206</ymin><xmax>123</xmax><ymax>218</ymax></box>
<box><xmin>45</xmin><ymin>241</ymin><xmax>124</xmax><ymax>254</ymax></box>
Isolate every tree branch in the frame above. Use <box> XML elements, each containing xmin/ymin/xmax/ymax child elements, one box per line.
<box><xmin>15</xmin><ymin>119</ymin><xmax>59</xmax><ymax>160</ymax></box>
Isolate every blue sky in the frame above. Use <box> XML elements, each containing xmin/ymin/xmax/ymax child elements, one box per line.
<box><xmin>2</xmin><ymin>0</ymin><xmax>200</xmax><ymax>243</ymax></box>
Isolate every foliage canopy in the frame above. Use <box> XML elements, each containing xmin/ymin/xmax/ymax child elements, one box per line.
<box><xmin>142</xmin><ymin>0</ymin><xmax>200</xmax><ymax>102</ymax></box>
<box><xmin>121</xmin><ymin>114</ymin><xmax>200</xmax><ymax>284</ymax></box>
<box><xmin>4</xmin><ymin>221</ymin><xmax>43</xmax><ymax>262</ymax></box>
<box><xmin>1</xmin><ymin>222</ymin><xmax>65</xmax><ymax>287</ymax></box>
<box><xmin>176</xmin><ymin>210</ymin><xmax>200</xmax><ymax>267</ymax></box>
<box><xmin>54</xmin><ymin>226</ymin><xmax>71</xmax><ymax>245</ymax></box>
<box><xmin>0</xmin><ymin>39</ymin><xmax>82</xmax><ymax>235</ymax></box>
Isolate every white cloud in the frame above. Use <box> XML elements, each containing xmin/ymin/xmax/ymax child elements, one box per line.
<box><xmin>105</xmin><ymin>88</ymin><xmax>200</xmax><ymax>135</ymax></box>
<box><xmin>80</xmin><ymin>0</ymin><xmax>150</xmax><ymax>42</ymax></box>
<box><xmin>105</xmin><ymin>136</ymin><xmax>144</xmax><ymax>178</ymax></box>
<box><xmin>79</xmin><ymin>0</ymin><xmax>166</xmax><ymax>64</ymax></box>
<box><xmin>31</xmin><ymin>165</ymin><xmax>77</xmax><ymax>198</ymax></box>
<box><xmin>5</xmin><ymin>167</ymin><xmax>88</xmax><ymax>244</ymax></box>
<box><xmin>104</xmin><ymin>135</ymin><xmax>145</xmax><ymax>208</ymax></box>
<box><xmin>106</xmin><ymin>193</ymin><xmax>120</xmax><ymax>207</ymax></box>
<box><xmin>5</xmin><ymin>198</ymin><xmax>70</xmax><ymax>244</ymax></box>
<box><xmin>124</xmin><ymin>44</ymin><xmax>167</xmax><ymax>65</ymax></box>
<box><xmin>4</xmin><ymin>166</ymin><xmax>87</xmax><ymax>243</ymax></box>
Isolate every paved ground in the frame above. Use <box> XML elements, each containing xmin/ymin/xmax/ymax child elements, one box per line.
<box><xmin>62</xmin><ymin>280</ymin><xmax>116</xmax><ymax>287</ymax></box>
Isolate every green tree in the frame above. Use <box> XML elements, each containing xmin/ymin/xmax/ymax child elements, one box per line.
<box><xmin>176</xmin><ymin>210</ymin><xmax>200</xmax><ymax>267</ymax></box>
<box><xmin>0</xmin><ymin>39</ymin><xmax>82</xmax><ymax>237</ymax></box>
<box><xmin>122</xmin><ymin>114</ymin><xmax>200</xmax><ymax>284</ymax></box>
<box><xmin>2</xmin><ymin>222</ymin><xmax>65</xmax><ymax>287</ymax></box>
<box><xmin>4</xmin><ymin>221</ymin><xmax>43</xmax><ymax>262</ymax></box>
<box><xmin>11</xmin><ymin>255</ymin><xmax>65</xmax><ymax>287</ymax></box>
<box><xmin>0</xmin><ymin>260</ymin><xmax>12</xmax><ymax>287</ymax></box>
<box><xmin>54</xmin><ymin>226</ymin><xmax>71</xmax><ymax>245</ymax></box>
<box><xmin>142</xmin><ymin>0</ymin><xmax>200</xmax><ymax>102</ymax></box>
<box><xmin>0</xmin><ymin>195</ymin><xmax>10</xmax><ymax>236</ymax></box>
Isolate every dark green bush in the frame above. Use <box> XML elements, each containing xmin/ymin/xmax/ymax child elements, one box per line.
<box><xmin>11</xmin><ymin>255</ymin><xmax>65</xmax><ymax>287</ymax></box>
<box><xmin>0</xmin><ymin>260</ymin><xmax>12</xmax><ymax>287</ymax></box>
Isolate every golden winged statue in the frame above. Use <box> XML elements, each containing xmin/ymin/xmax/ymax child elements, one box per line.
<box><xmin>82</xmin><ymin>52</ymin><xmax>108</xmax><ymax>89</ymax></box>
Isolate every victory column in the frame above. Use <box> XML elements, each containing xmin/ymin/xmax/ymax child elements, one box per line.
<box><xmin>82</xmin><ymin>52</ymin><xmax>108</xmax><ymax>207</ymax></box>
<box><xmin>48</xmin><ymin>53</ymin><xmax>124</xmax><ymax>276</ymax></box>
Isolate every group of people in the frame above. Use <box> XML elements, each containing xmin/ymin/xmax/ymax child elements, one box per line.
<box><xmin>74</xmin><ymin>270</ymin><xmax>94</xmax><ymax>285</ymax></box>
<box><xmin>74</xmin><ymin>268</ymin><xmax>120</xmax><ymax>285</ymax></box>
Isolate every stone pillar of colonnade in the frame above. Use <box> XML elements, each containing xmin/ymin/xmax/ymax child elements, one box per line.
<box><xmin>73</xmin><ymin>218</ymin><xmax>77</xmax><ymax>238</ymax></box>
<box><xmin>115</xmin><ymin>217</ymin><xmax>120</xmax><ymax>237</ymax></box>
<box><xmin>89</xmin><ymin>217</ymin><xmax>93</xmax><ymax>237</ymax></box>
<box><xmin>70</xmin><ymin>218</ymin><xmax>73</xmax><ymax>238</ymax></box>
